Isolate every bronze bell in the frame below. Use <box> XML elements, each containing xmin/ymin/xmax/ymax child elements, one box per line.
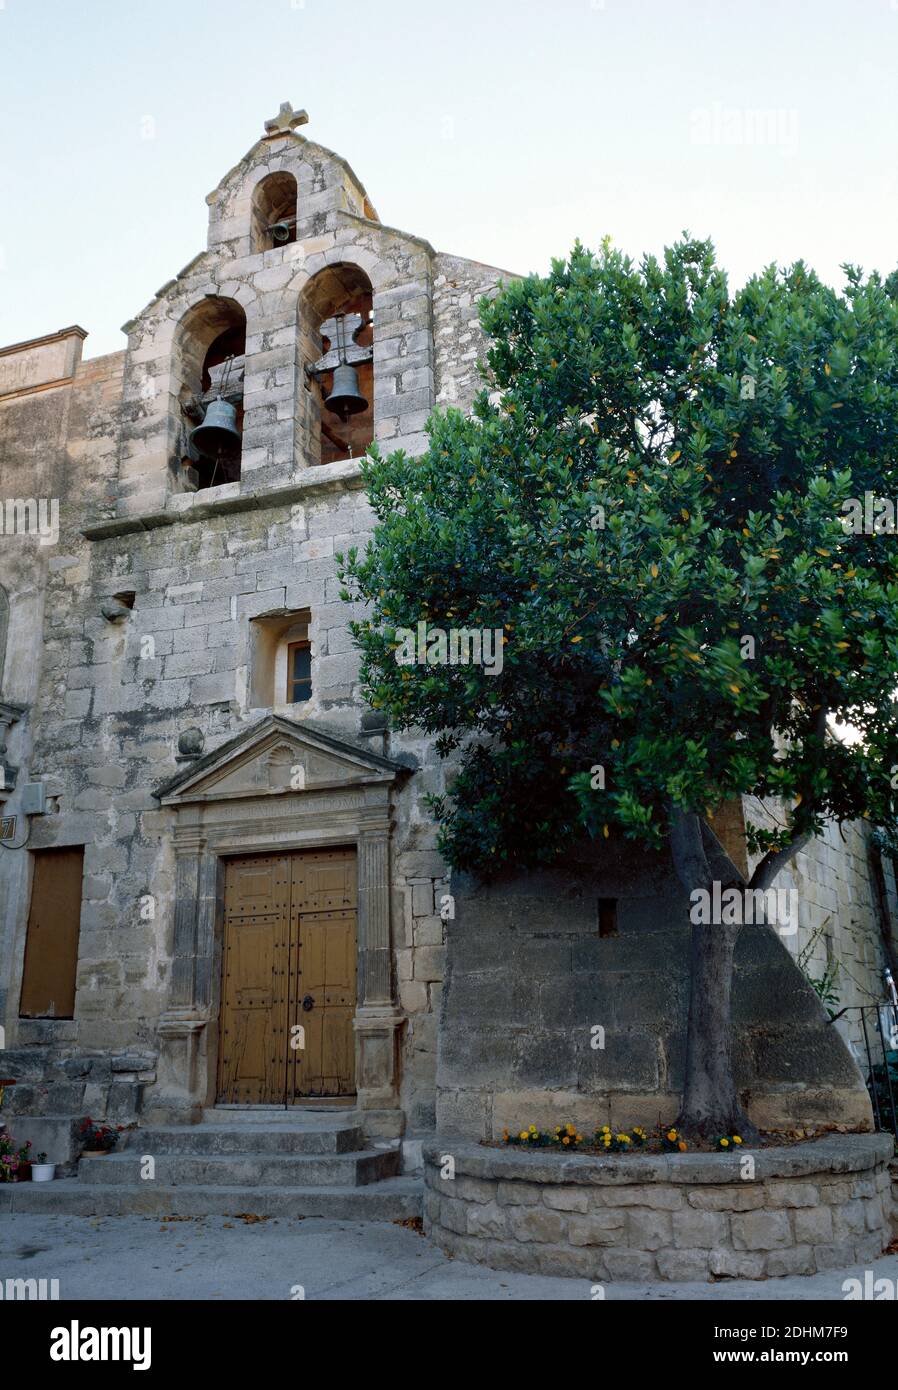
<box><xmin>325</xmin><ymin>363</ymin><xmax>368</xmax><ymax>421</ymax></box>
<box><xmin>189</xmin><ymin>397</ymin><xmax>242</xmax><ymax>460</ymax></box>
<box><xmin>270</xmin><ymin>221</ymin><xmax>292</xmax><ymax>244</ymax></box>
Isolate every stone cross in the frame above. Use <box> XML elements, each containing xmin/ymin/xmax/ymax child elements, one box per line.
<box><xmin>264</xmin><ymin>102</ymin><xmax>309</xmax><ymax>136</ymax></box>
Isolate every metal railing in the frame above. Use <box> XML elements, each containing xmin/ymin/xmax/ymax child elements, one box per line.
<box><xmin>843</xmin><ymin>1001</ymin><xmax>898</xmax><ymax>1140</ymax></box>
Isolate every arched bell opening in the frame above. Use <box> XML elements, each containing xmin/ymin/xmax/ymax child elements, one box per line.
<box><xmin>251</xmin><ymin>172</ymin><xmax>298</xmax><ymax>253</ymax></box>
<box><xmin>172</xmin><ymin>297</ymin><xmax>247</xmax><ymax>491</ymax></box>
<box><xmin>300</xmin><ymin>264</ymin><xmax>374</xmax><ymax>467</ymax></box>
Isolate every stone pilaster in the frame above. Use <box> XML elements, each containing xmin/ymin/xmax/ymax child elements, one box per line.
<box><xmin>152</xmin><ymin>831</ymin><xmax>209</xmax><ymax>1122</ymax></box>
<box><xmin>168</xmin><ymin>833</ymin><xmax>205</xmax><ymax>1009</ymax></box>
<box><xmin>355</xmin><ymin>825</ymin><xmax>404</xmax><ymax>1135</ymax></box>
<box><xmin>358</xmin><ymin>827</ymin><xmax>392</xmax><ymax>1007</ymax></box>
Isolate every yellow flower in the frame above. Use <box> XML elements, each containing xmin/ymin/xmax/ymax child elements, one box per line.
<box><xmin>733</xmin><ymin>1136</ymin><xmax>743</xmax><ymax>1145</ymax></box>
<box><xmin>528</xmin><ymin>1125</ymin><xmax>537</xmax><ymax>1133</ymax></box>
<box><xmin>519</xmin><ymin>1132</ymin><xmax>528</xmax><ymax>1141</ymax></box>
<box><xmin>720</xmin><ymin>1138</ymin><xmax>730</xmax><ymax>1148</ymax></box>
<box><xmin>666</xmin><ymin>1130</ymin><xmax>677</xmax><ymax>1142</ymax></box>
<box><xmin>562</xmin><ymin>1136</ymin><xmax>570</xmax><ymax>1145</ymax></box>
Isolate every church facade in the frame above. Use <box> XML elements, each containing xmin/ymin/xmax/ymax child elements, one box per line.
<box><xmin>0</xmin><ymin>109</ymin><xmax>895</xmax><ymax>1168</ymax></box>
<box><xmin>0</xmin><ymin>107</ymin><xmax>508</xmax><ymax>1150</ymax></box>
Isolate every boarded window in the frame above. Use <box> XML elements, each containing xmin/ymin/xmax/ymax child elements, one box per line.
<box><xmin>19</xmin><ymin>847</ymin><xmax>84</xmax><ymax>1018</ymax></box>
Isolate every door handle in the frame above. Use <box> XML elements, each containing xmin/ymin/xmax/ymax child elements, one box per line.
<box><xmin>302</xmin><ymin>994</ymin><xmax>314</xmax><ymax>1012</ymax></box>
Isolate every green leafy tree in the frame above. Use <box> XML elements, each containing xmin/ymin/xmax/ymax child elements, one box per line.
<box><xmin>340</xmin><ymin>239</ymin><xmax>898</xmax><ymax>1140</ymax></box>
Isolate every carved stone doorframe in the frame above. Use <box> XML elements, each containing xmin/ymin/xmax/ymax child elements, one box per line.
<box><xmin>148</xmin><ymin>717</ymin><xmax>409</xmax><ymax>1136</ymax></box>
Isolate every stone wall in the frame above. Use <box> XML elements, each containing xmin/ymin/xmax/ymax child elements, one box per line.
<box><xmin>0</xmin><ymin>339</ymin><xmax>125</xmax><ymax>1032</ymax></box>
<box><xmin>747</xmin><ymin>799</ymin><xmax>898</xmax><ymax>1064</ymax></box>
<box><xmin>0</xmin><ymin>464</ymin><xmax>457</xmax><ymax>1130</ymax></box>
<box><xmin>435</xmin><ymin>842</ymin><xmax>874</xmax><ymax>1140</ymax></box>
<box><xmin>433</xmin><ymin>252</ymin><xmax>511</xmax><ymax>414</ymax></box>
<box><xmin>423</xmin><ymin>1135</ymin><xmax>895</xmax><ymax>1281</ymax></box>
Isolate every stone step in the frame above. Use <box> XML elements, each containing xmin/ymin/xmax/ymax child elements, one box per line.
<box><xmin>2</xmin><ymin>1176</ymin><xmax>422</xmax><ymax>1222</ymax></box>
<box><xmin>202</xmin><ymin>1107</ymin><xmax>358</xmax><ymax>1125</ymax></box>
<box><xmin>77</xmin><ymin>1148</ymin><xmax>399</xmax><ymax>1187</ymax></box>
<box><xmin>119</xmin><ymin>1124</ymin><xmax>366</xmax><ymax>1155</ymax></box>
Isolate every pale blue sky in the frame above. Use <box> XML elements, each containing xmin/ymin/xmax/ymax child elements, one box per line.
<box><xmin>2</xmin><ymin>0</ymin><xmax>898</xmax><ymax>359</ymax></box>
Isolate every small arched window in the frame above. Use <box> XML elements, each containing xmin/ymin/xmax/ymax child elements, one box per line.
<box><xmin>0</xmin><ymin>585</ymin><xmax>8</xmax><ymax>690</ymax></box>
<box><xmin>247</xmin><ymin>609</ymin><xmax>313</xmax><ymax>710</ymax></box>
<box><xmin>251</xmin><ymin>172</ymin><xmax>298</xmax><ymax>252</ymax></box>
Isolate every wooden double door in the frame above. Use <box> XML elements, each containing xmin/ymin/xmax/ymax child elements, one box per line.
<box><xmin>216</xmin><ymin>848</ymin><xmax>357</xmax><ymax>1105</ymax></box>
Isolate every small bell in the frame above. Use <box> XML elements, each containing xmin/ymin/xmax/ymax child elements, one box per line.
<box><xmin>325</xmin><ymin>363</ymin><xmax>368</xmax><ymax>421</ymax></box>
<box><xmin>189</xmin><ymin>397</ymin><xmax>242</xmax><ymax>460</ymax></box>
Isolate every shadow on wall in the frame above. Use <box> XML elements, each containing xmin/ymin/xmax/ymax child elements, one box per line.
<box><xmin>435</xmin><ymin>839</ymin><xmax>872</xmax><ymax>1140</ymax></box>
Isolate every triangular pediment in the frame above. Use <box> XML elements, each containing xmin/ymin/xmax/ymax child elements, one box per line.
<box><xmin>154</xmin><ymin>716</ymin><xmax>407</xmax><ymax>806</ymax></box>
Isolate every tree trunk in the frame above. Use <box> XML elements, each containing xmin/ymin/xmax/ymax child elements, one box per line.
<box><xmin>669</xmin><ymin>808</ymin><xmax>759</xmax><ymax>1143</ymax></box>
<box><xmin>677</xmin><ymin>918</ymin><xmax>758</xmax><ymax>1141</ymax></box>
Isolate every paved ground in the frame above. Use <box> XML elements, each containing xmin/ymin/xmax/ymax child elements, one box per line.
<box><xmin>2</xmin><ymin>1213</ymin><xmax>897</xmax><ymax>1300</ymax></box>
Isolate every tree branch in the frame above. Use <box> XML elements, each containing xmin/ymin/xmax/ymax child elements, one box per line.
<box><xmin>748</xmin><ymin>831</ymin><xmax>813</xmax><ymax>893</ymax></box>
<box><xmin>669</xmin><ymin>808</ymin><xmax>713</xmax><ymax>894</ymax></box>
<box><xmin>748</xmin><ymin>705</ymin><xmax>827</xmax><ymax>893</ymax></box>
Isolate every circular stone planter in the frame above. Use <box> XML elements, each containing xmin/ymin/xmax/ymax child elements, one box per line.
<box><xmin>422</xmin><ymin>1134</ymin><xmax>896</xmax><ymax>1282</ymax></box>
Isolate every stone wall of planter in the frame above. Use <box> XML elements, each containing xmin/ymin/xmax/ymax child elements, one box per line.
<box><xmin>423</xmin><ymin>1135</ymin><xmax>895</xmax><ymax>1281</ymax></box>
<box><xmin>436</xmin><ymin>854</ymin><xmax>874</xmax><ymax>1142</ymax></box>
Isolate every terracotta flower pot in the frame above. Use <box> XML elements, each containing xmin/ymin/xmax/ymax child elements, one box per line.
<box><xmin>81</xmin><ymin>1149</ymin><xmax>111</xmax><ymax>1158</ymax></box>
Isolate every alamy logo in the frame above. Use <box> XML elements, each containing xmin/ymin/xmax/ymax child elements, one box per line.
<box><xmin>840</xmin><ymin>493</ymin><xmax>898</xmax><ymax>535</ymax></box>
<box><xmin>0</xmin><ymin>498</ymin><xmax>59</xmax><ymax>547</ymax></box>
<box><xmin>689</xmin><ymin>882</ymin><xmax>799</xmax><ymax>935</ymax></box>
<box><xmin>689</xmin><ymin>102</ymin><xmax>798</xmax><ymax>151</ymax></box>
<box><xmin>394</xmin><ymin>621</ymin><xmax>504</xmax><ymax>675</ymax></box>
<box><xmin>0</xmin><ymin>1276</ymin><xmax>59</xmax><ymax>1300</ymax></box>
<box><xmin>843</xmin><ymin>1271</ymin><xmax>898</xmax><ymax>1299</ymax></box>
<box><xmin>50</xmin><ymin>1321</ymin><xmax>151</xmax><ymax>1371</ymax></box>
